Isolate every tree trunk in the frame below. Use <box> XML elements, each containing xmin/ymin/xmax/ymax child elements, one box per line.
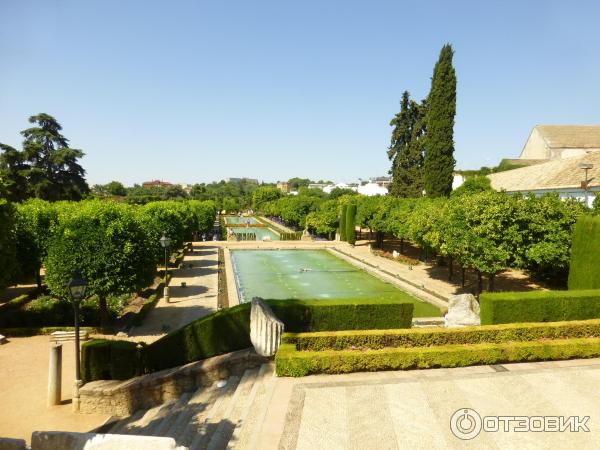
<box><xmin>448</xmin><ymin>256</ymin><xmax>453</xmax><ymax>281</ymax></box>
<box><xmin>461</xmin><ymin>268</ymin><xmax>466</xmax><ymax>287</ymax></box>
<box><xmin>477</xmin><ymin>271</ymin><xmax>483</xmax><ymax>296</ymax></box>
<box><xmin>99</xmin><ymin>295</ymin><xmax>109</xmax><ymax>329</ymax></box>
<box><xmin>488</xmin><ymin>273</ymin><xmax>495</xmax><ymax>292</ymax></box>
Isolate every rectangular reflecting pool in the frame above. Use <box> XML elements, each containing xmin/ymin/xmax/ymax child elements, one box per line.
<box><xmin>230</xmin><ymin>249</ymin><xmax>440</xmax><ymax>317</ymax></box>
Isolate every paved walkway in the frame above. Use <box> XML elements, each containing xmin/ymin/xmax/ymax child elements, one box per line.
<box><xmin>257</xmin><ymin>358</ymin><xmax>600</xmax><ymax>449</ymax></box>
<box><xmin>128</xmin><ymin>243</ymin><xmax>219</xmax><ymax>342</ymax></box>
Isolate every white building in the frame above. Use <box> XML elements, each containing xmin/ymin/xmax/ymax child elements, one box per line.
<box><xmin>357</xmin><ymin>182</ymin><xmax>388</xmax><ymax>196</ymax></box>
<box><xmin>519</xmin><ymin>125</ymin><xmax>600</xmax><ymax>161</ymax></box>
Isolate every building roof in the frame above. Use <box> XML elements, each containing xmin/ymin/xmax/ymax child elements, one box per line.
<box><xmin>531</xmin><ymin>125</ymin><xmax>600</xmax><ymax>149</ymax></box>
<box><xmin>488</xmin><ymin>152</ymin><xmax>600</xmax><ymax>192</ymax></box>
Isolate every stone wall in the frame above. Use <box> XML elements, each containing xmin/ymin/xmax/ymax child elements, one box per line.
<box><xmin>79</xmin><ymin>349</ymin><xmax>266</xmax><ymax>417</ymax></box>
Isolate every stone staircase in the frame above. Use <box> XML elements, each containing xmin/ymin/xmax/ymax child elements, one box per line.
<box><xmin>104</xmin><ymin>362</ymin><xmax>276</xmax><ymax>450</ymax></box>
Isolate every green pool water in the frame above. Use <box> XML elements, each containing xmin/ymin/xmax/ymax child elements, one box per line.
<box><xmin>231</xmin><ymin>249</ymin><xmax>440</xmax><ymax>317</ymax></box>
<box><xmin>224</xmin><ymin>216</ymin><xmax>260</xmax><ymax>225</ymax></box>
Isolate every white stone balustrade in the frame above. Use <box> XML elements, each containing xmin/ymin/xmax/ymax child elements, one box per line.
<box><xmin>250</xmin><ymin>297</ymin><xmax>284</xmax><ymax>357</ymax></box>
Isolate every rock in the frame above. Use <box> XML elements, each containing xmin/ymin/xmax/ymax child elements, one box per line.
<box><xmin>0</xmin><ymin>334</ymin><xmax>7</xmax><ymax>344</ymax></box>
<box><xmin>445</xmin><ymin>294</ymin><xmax>480</xmax><ymax>327</ymax></box>
<box><xmin>250</xmin><ymin>297</ymin><xmax>284</xmax><ymax>357</ymax></box>
<box><xmin>0</xmin><ymin>437</ymin><xmax>26</xmax><ymax>450</ymax></box>
<box><xmin>31</xmin><ymin>431</ymin><xmax>186</xmax><ymax>450</ymax></box>
<box><xmin>392</xmin><ymin>250</ymin><xmax>399</xmax><ymax>258</ymax></box>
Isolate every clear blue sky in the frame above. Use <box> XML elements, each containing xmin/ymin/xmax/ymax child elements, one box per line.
<box><xmin>1</xmin><ymin>1</ymin><xmax>599</xmax><ymax>186</ymax></box>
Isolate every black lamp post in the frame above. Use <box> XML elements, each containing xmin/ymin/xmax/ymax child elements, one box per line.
<box><xmin>67</xmin><ymin>268</ymin><xmax>87</xmax><ymax>407</ymax></box>
<box><xmin>159</xmin><ymin>232</ymin><xmax>171</xmax><ymax>301</ymax></box>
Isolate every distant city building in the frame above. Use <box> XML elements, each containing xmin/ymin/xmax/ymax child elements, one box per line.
<box><xmin>277</xmin><ymin>181</ymin><xmax>289</xmax><ymax>193</ymax></box>
<box><xmin>307</xmin><ymin>183</ymin><xmax>329</xmax><ymax>191</ymax></box>
<box><xmin>142</xmin><ymin>180</ymin><xmax>172</xmax><ymax>188</ymax></box>
<box><xmin>225</xmin><ymin>177</ymin><xmax>259</xmax><ymax>184</ymax></box>
<box><xmin>488</xmin><ymin>124</ymin><xmax>600</xmax><ymax>207</ymax></box>
<box><xmin>369</xmin><ymin>176</ymin><xmax>391</xmax><ymax>188</ymax></box>
<box><xmin>357</xmin><ymin>182</ymin><xmax>388</xmax><ymax>196</ymax></box>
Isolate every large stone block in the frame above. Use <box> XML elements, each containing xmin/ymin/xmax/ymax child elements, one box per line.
<box><xmin>250</xmin><ymin>297</ymin><xmax>284</xmax><ymax>357</ymax></box>
<box><xmin>0</xmin><ymin>437</ymin><xmax>27</xmax><ymax>450</ymax></box>
<box><xmin>31</xmin><ymin>432</ymin><xmax>187</xmax><ymax>450</ymax></box>
<box><xmin>445</xmin><ymin>293</ymin><xmax>480</xmax><ymax>327</ymax></box>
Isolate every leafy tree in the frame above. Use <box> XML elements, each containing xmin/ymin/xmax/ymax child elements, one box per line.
<box><xmin>423</xmin><ymin>44</ymin><xmax>456</xmax><ymax>197</ymax></box>
<box><xmin>105</xmin><ymin>181</ymin><xmax>127</xmax><ymax>196</ymax></box>
<box><xmin>14</xmin><ymin>199</ymin><xmax>58</xmax><ymax>289</ymax></box>
<box><xmin>388</xmin><ymin>92</ymin><xmax>426</xmax><ymax>197</ymax></box>
<box><xmin>593</xmin><ymin>193</ymin><xmax>600</xmax><ymax>215</ymax></box>
<box><xmin>305</xmin><ymin>200</ymin><xmax>339</xmax><ymax>239</ymax></box>
<box><xmin>328</xmin><ymin>187</ymin><xmax>357</xmax><ymax>199</ymax></box>
<box><xmin>339</xmin><ymin>204</ymin><xmax>348</xmax><ymax>241</ymax></box>
<box><xmin>0</xmin><ymin>114</ymin><xmax>89</xmax><ymax>201</ymax></box>
<box><xmin>287</xmin><ymin>177</ymin><xmax>311</xmax><ymax>191</ymax></box>
<box><xmin>451</xmin><ymin>176</ymin><xmax>492</xmax><ymax>197</ymax></box>
<box><xmin>222</xmin><ymin>197</ymin><xmax>240</xmax><ymax>213</ymax></box>
<box><xmin>252</xmin><ymin>186</ymin><xmax>283</xmax><ymax>210</ymax></box>
<box><xmin>0</xmin><ymin>200</ymin><xmax>17</xmax><ymax>288</ymax></box>
<box><xmin>44</xmin><ymin>201</ymin><xmax>155</xmax><ymax>326</ymax></box>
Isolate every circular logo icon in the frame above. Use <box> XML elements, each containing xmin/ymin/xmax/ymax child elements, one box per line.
<box><xmin>450</xmin><ymin>408</ymin><xmax>482</xmax><ymax>440</ymax></box>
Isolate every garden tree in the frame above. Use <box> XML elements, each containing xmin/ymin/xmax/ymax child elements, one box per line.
<box><xmin>423</xmin><ymin>44</ymin><xmax>456</xmax><ymax>197</ymax></box>
<box><xmin>0</xmin><ymin>144</ymin><xmax>29</xmax><ymax>202</ymax></box>
<box><xmin>346</xmin><ymin>204</ymin><xmax>357</xmax><ymax>245</ymax></box>
<box><xmin>297</xmin><ymin>186</ymin><xmax>327</xmax><ymax>198</ymax></box>
<box><xmin>287</xmin><ymin>177</ymin><xmax>311</xmax><ymax>191</ymax></box>
<box><xmin>0</xmin><ymin>114</ymin><xmax>89</xmax><ymax>201</ymax></box>
<box><xmin>136</xmin><ymin>201</ymin><xmax>190</xmax><ymax>265</ymax></box>
<box><xmin>451</xmin><ymin>176</ymin><xmax>492</xmax><ymax>197</ymax></box>
<box><xmin>593</xmin><ymin>193</ymin><xmax>600</xmax><ymax>215</ymax></box>
<box><xmin>277</xmin><ymin>195</ymin><xmax>322</xmax><ymax>228</ymax></box>
<box><xmin>339</xmin><ymin>204</ymin><xmax>348</xmax><ymax>241</ymax></box>
<box><xmin>14</xmin><ymin>199</ymin><xmax>58</xmax><ymax>289</ymax></box>
<box><xmin>163</xmin><ymin>184</ymin><xmax>188</xmax><ymax>199</ymax></box>
<box><xmin>388</xmin><ymin>198</ymin><xmax>417</xmax><ymax>253</ymax></box>
<box><xmin>222</xmin><ymin>197</ymin><xmax>240</xmax><ymax>213</ymax></box>
<box><xmin>252</xmin><ymin>186</ymin><xmax>283</xmax><ymax>210</ymax></box>
<box><xmin>514</xmin><ymin>193</ymin><xmax>586</xmax><ymax>283</ymax></box>
<box><xmin>44</xmin><ymin>201</ymin><xmax>155</xmax><ymax>326</ymax></box>
<box><xmin>187</xmin><ymin>200</ymin><xmax>218</xmax><ymax>235</ymax></box>
<box><xmin>388</xmin><ymin>92</ymin><xmax>426</xmax><ymax>197</ymax></box>
<box><xmin>328</xmin><ymin>187</ymin><xmax>357</xmax><ymax>199</ymax></box>
<box><xmin>105</xmin><ymin>181</ymin><xmax>127</xmax><ymax>196</ymax></box>
<box><xmin>406</xmin><ymin>197</ymin><xmax>448</xmax><ymax>262</ymax></box>
<box><xmin>305</xmin><ymin>199</ymin><xmax>339</xmax><ymax>239</ymax></box>
<box><xmin>0</xmin><ymin>200</ymin><xmax>17</xmax><ymax>288</ymax></box>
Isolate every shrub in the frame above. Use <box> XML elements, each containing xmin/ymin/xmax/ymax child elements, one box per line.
<box><xmin>568</xmin><ymin>215</ymin><xmax>600</xmax><ymax>290</ymax></box>
<box><xmin>81</xmin><ymin>339</ymin><xmax>140</xmax><ymax>382</ymax></box>
<box><xmin>282</xmin><ymin>319</ymin><xmax>600</xmax><ymax>351</ymax></box>
<box><xmin>275</xmin><ymin>338</ymin><xmax>600</xmax><ymax>376</ymax></box>
<box><xmin>480</xmin><ymin>290</ymin><xmax>600</xmax><ymax>325</ymax></box>
<box><xmin>0</xmin><ymin>326</ymin><xmax>100</xmax><ymax>337</ymax></box>
<box><xmin>346</xmin><ymin>204</ymin><xmax>356</xmax><ymax>245</ymax></box>
<box><xmin>0</xmin><ymin>200</ymin><xmax>17</xmax><ymax>289</ymax></box>
<box><xmin>339</xmin><ymin>204</ymin><xmax>347</xmax><ymax>241</ymax></box>
<box><xmin>0</xmin><ymin>294</ymin><xmax>31</xmax><ymax>316</ymax></box>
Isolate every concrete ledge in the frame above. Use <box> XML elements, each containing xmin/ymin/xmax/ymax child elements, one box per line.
<box><xmin>0</xmin><ymin>437</ymin><xmax>27</xmax><ymax>450</ymax></box>
<box><xmin>79</xmin><ymin>348</ymin><xmax>266</xmax><ymax>416</ymax></box>
<box><xmin>31</xmin><ymin>431</ymin><xmax>185</xmax><ymax>450</ymax></box>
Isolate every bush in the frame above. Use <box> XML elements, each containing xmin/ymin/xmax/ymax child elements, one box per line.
<box><xmin>0</xmin><ymin>200</ymin><xmax>17</xmax><ymax>289</ymax></box>
<box><xmin>339</xmin><ymin>204</ymin><xmax>347</xmax><ymax>241</ymax></box>
<box><xmin>0</xmin><ymin>294</ymin><xmax>31</xmax><ymax>316</ymax></box>
<box><xmin>275</xmin><ymin>338</ymin><xmax>600</xmax><ymax>376</ymax></box>
<box><xmin>480</xmin><ymin>290</ymin><xmax>600</xmax><ymax>325</ymax></box>
<box><xmin>568</xmin><ymin>215</ymin><xmax>600</xmax><ymax>290</ymax></box>
<box><xmin>81</xmin><ymin>339</ymin><xmax>141</xmax><ymax>382</ymax></box>
<box><xmin>282</xmin><ymin>319</ymin><xmax>600</xmax><ymax>351</ymax></box>
<box><xmin>346</xmin><ymin>204</ymin><xmax>356</xmax><ymax>245</ymax></box>
<box><xmin>0</xmin><ymin>326</ymin><xmax>100</xmax><ymax>337</ymax></box>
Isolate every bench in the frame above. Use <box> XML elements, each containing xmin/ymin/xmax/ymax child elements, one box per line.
<box><xmin>49</xmin><ymin>330</ymin><xmax>90</xmax><ymax>343</ymax></box>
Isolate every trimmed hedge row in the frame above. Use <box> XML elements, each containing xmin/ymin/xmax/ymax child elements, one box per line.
<box><xmin>0</xmin><ymin>326</ymin><xmax>100</xmax><ymax>337</ymax></box>
<box><xmin>82</xmin><ymin>298</ymin><xmax>415</xmax><ymax>380</ymax></box>
<box><xmin>282</xmin><ymin>319</ymin><xmax>600</xmax><ymax>351</ymax></box>
<box><xmin>568</xmin><ymin>215</ymin><xmax>600</xmax><ymax>290</ymax></box>
<box><xmin>0</xmin><ymin>294</ymin><xmax>31</xmax><ymax>316</ymax></box>
<box><xmin>275</xmin><ymin>338</ymin><xmax>600</xmax><ymax>376</ymax></box>
<box><xmin>81</xmin><ymin>339</ymin><xmax>141</xmax><ymax>382</ymax></box>
<box><xmin>480</xmin><ymin>289</ymin><xmax>600</xmax><ymax>325</ymax></box>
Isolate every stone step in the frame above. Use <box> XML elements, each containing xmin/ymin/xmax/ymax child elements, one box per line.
<box><xmin>164</xmin><ymin>382</ymin><xmax>224</xmax><ymax>440</ymax></box>
<box><xmin>189</xmin><ymin>369</ymin><xmax>258</xmax><ymax>450</ymax></box>
<box><xmin>227</xmin><ymin>363</ymin><xmax>276</xmax><ymax>450</ymax></box>
<box><xmin>150</xmin><ymin>392</ymin><xmax>193</xmax><ymax>436</ymax></box>
<box><xmin>179</xmin><ymin>375</ymin><xmax>241</xmax><ymax>449</ymax></box>
<box><xmin>107</xmin><ymin>408</ymin><xmax>146</xmax><ymax>435</ymax></box>
<box><xmin>120</xmin><ymin>399</ymin><xmax>179</xmax><ymax>435</ymax></box>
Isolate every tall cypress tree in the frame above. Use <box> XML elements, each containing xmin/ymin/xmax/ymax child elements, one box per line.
<box><xmin>423</xmin><ymin>44</ymin><xmax>456</xmax><ymax>197</ymax></box>
<box><xmin>388</xmin><ymin>92</ymin><xmax>425</xmax><ymax>197</ymax></box>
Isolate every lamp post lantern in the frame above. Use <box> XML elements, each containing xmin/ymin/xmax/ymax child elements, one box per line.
<box><xmin>579</xmin><ymin>162</ymin><xmax>594</xmax><ymax>207</ymax></box>
<box><xmin>67</xmin><ymin>268</ymin><xmax>87</xmax><ymax>411</ymax></box>
<box><xmin>159</xmin><ymin>232</ymin><xmax>171</xmax><ymax>302</ymax></box>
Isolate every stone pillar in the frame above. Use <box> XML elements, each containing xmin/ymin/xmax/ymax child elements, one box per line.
<box><xmin>72</xmin><ymin>379</ymin><xmax>83</xmax><ymax>412</ymax></box>
<box><xmin>164</xmin><ymin>286</ymin><xmax>170</xmax><ymax>303</ymax></box>
<box><xmin>250</xmin><ymin>297</ymin><xmax>284</xmax><ymax>357</ymax></box>
<box><xmin>47</xmin><ymin>343</ymin><xmax>62</xmax><ymax>406</ymax></box>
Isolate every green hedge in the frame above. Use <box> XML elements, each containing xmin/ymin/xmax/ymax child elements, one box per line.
<box><xmin>275</xmin><ymin>338</ymin><xmax>600</xmax><ymax>376</ymax></box>
<box><xmin>268</xmin><ymin>299</ymin><xmax>413</xmax><ymax>332</ymax></box>
<box><xmin>282</xmin><ymin>319</ymin><xmax>600</xmax><ymax>351</ymax></box>
<box><xmin>568</xmin><ymin>215</ymin><xmax>600</xmax><ymax>290</ymax></box>
<box><xmin>346</xmin><ymin>204</ymin><xmax>356</xmax><ymax>245</ymax></box>
<box><xmin>480</xmin><ymin>289</ymin><xmax>600</xmax><ymax>325</ymax></box>
<box><xmin>0</xmin><ymin>326</ymin><xmax>100</xmax><ymax>337</ymax></box>
<box><xmin>83</xmin><ymin>298</ymin><xmax>415</xmax><ymax>380</ymax></box>
<box><xmin>0</xmin><ymin>294</ymin><xmax>31</xmax><ymax>316</ymax></box>
<box><xmin>339</xmin><ymin>204</ymin><xmax>347</xmax><ymax>241</ymax></box>
<box><xmin>81</xmin><ymin>339</ymin><xmax>141</xmax><ymax>382</ymax></box>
